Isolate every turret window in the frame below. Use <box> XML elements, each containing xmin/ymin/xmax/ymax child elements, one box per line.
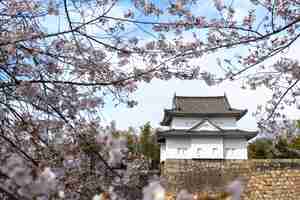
<box><xmin>225</xmin><ymin>148</ymin><xmax>236</xmax><ymax>156</ymax></box>
<box><xmin>196</xmin><ymin>148</ymin><xmax>203</xmax><ymax>155</ymax></box>
<box><xmin>177</xmin><ymin>147</ymin><xmax>187</xmax><ymax>155</ymax></box>
<box><xmin>212</xmin><ymin>147</ymin><xmax>218</xmax><ymax>155</ymax></box>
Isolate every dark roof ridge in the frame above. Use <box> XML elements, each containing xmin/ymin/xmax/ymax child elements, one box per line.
<box><xmin>175</xmin><ymin>95</ymin><xmax>225</xmax><ymax>98</ymax></box>
<box><xmin>161</xmin><ymin>95</ymin><xmax>248</xmax><ymax>126</ymax></box>
<box><xmin>175</xmin><ymin>95</ymin><xmax>246</xmax><ymax>111</ymax></box>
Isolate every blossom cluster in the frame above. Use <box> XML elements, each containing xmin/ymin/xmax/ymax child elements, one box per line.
<box><xmin>0</xmin><ymin>154</ymin><xmax>60</xmax><ymax>199</ymax></box>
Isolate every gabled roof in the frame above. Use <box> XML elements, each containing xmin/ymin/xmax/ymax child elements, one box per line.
<box><xmin>160</xmin><ymin>95</ymin><xmax>247</xmax><ymax>126</ymax></box>
<box><xmin>188</xmin><ymin>118</ymin><xmax>223</xmax><ymax>132</ymax></box>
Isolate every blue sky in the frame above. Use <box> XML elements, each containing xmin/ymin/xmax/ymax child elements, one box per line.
<box><xmin>103</xmin><ymin>39</ymin><xmax>300</xmax><ymax>131</ymax></box>
<box><xmin>99</xmin><ymin>0</ymin><xmax>300</xmax><ymax>131</ymax></box>
<box><xmin>103</xmin><ymin>70</ymin><xmax>299</xmax><ymax>132</ymax></box>
<box><xmin>103</xmin><ymin>79</ymin><xmax>264</xmax><ymax>131</ymax></box>
<box><xmin>42</xmin><ymin>0</ymin><xmax>300</xmax><ymax>131</ymax></box>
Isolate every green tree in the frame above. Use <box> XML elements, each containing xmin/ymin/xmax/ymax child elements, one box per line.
<box><xmin>140</xmin><ymin>122</ymin><xmax>153</xmax><ymax>158</ymax></box>
<box><xmin>139</xmin><ymin>122</ymin><xmax>160</xmax><ymax>168</ymax></box>
<box><xmin>123</xmin><ymin>127</ymin><xmax>138</xmax><ymax>155</ymax></box>
<box><xmin>289</xmin><ymin>136</ymin><xmax>300</xmax><ymax>150</ymax></box>
<box><xmin>273</xmin><ymin>136</ymin><xmax>300</xmax><ymax>158</ymax></box>
<box><xmin>248</xmin><ymin>138</ymin><xmax>274</xmax><ymax>159</ymax></box>
<box><xmin>297</xmin><ymin>120</ymin><xmax>300</xmax><ymax>129</ymax></box>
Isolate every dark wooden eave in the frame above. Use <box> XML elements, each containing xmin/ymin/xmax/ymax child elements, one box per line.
<box><xmin>157</xmin><ymin>129</ymin><xmax>258</xmax><ymax>142</ymax></box>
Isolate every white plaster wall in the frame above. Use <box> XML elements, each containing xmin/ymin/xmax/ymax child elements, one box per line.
<box><xmin>165</xmin><ymin>137</ymin><xmax>192</xmax><ymax>159</ymax></box>
<box><xmin>160</xmin><ymin>143</ymin><xmax>166</xmax><ymax>162</ymax></box>
<box><xmin>224</xmin><ymin>138</ymin><xmax>248</xmax><ymax>159</ymax></box>
<box><xmin>213</xmin><ymin>117</ymin><xmax>238</xmax><ymax>128</ymax></box>
<box><xmin>171</xmin><ymin>117</ymin><xmax>237</xmax><ymax>129</ymax></box>
<box><xmin>162</xmin><ymin>135</ymin><xmax>248</xmax><ymax>160</ymax></box>
<box><xmin>193</xmin><ymin>121</ymin><xmax>220</xmax><ymax>131</ymax></box>
<box><xmin>191</xmin><ymin>137</ymin><xmax>224</xmax><ymax>159</ymax></box>
<box><xmin>170</xmin><ymin>117</ymin><xmax>198</xmax><ymax>129</ymax></box>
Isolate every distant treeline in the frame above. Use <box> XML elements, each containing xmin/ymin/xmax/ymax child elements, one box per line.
<box><xmin>111</xmin><ymin>121</ymin><xmax>160</xmax><ymax>168</ymax></box>
<box><xmin>249</xmin><ymin>135</ymin><xmax>300</xmax><ymax>159</ymax></box>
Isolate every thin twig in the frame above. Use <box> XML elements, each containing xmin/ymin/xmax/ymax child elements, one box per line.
<box><xmin>0</xmin><ymin>185</ymin><xmax>24</xmax><ymax>200</ymax></box>
<box><xmin>0</xmin><ymin>126</ymin><xmax>39</xmax><ymax>166</ymax></box>
<box><xmin>266</xmin><ymin>79</ymin><xmax>300</xmax><ymax>121</ymax></box>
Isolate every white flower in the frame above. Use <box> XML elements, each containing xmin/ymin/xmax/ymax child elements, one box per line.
<box><xmin>58</xmin><ymin>190</ymin><xmax>65</xmax><ymax>198</ymax></box>
<box><xmin>108</xmin><ymin>149</ymin><xmax>123</xmax><ymax>166</ymax></box>
<box><xmin>213</xmin><ymin>0</ymin><xmax>224</xmax><ymax>11</ymax></box>
<box><xmin>41</xmin><ymin>167</ymin><xmax>56</xmax><ymax>180</ymax></box>
<box><xmin>176</xmin><ymin>189</ymin><xmax>193</xmax><ymax>200</ymax></box>
<box><xmin>92</xmin><ymin>194</ymin><xmax>102</xmax><ymax>200</ymax></box>
<box><xmin>143</xmin><ymin>180</ymin><xmax>165</xmax><ymax>200</ymax></box>
<box><xmin>92</xmin><ymin>193</ymin><xmax>109</xmax><ymax>200</ymax></box>
<box><xmin>226</xmin><ymin>179</ymin><xmax>243</xmax><ymax>200</ymax></box>
<box><xmin>201</xmin><ymin>71</ymin><xmax>216</xmax><ymax>86</ymax></box>
<box><xmin>48</xmin><ymin>0</ymin><xmax>59</xmax><ymax>15</ymax></box>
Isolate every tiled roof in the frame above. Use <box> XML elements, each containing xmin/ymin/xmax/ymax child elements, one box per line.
<box><xmin>160</xmin><ymin>95</ymin><xmax>247</xmax><ymax>126</ymax></box>
<box><xmin>174</xmin><ymin>95</ymin><xmax>243</xmax><ymax>114</ymax></box>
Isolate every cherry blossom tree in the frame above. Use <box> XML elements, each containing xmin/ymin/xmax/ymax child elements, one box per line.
<box><xmin>0</xmin><ymin>0</ymin><xmax>299</xmax><ymax>199</ymax></box>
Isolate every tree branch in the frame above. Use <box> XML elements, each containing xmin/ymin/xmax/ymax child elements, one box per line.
<box><xmin>0</xmin><ymin>185</ymin><xmax>24</xmax><ymax>200</ymax></box>
<box><xmin>229</xmin><ymin>33</ymin><xmax>300</xmax><ymax>79</ymax></box>
<box><xmin>266</xmin><ymin>79</ymin><xmax>300</xmax><ymax>121</ymax></box>
<box><xmin>0</xmin><ymin>126</ymin><xmax>39</xmax><ymax>166</ymax></box>
<box><xmin>102</xmin><ymin>16</ymin><xmax>264</xmax><ymax>36</ymax></box>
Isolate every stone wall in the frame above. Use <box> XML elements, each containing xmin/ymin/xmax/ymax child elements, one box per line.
<box><xmin>163</xmin><ymin>159</ymin><xmax>300</xmax><ymax>199</ymax></box>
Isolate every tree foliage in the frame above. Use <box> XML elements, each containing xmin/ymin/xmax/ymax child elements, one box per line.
<box><xmin>248</xmin><ymin>138</ymin><xmax>274</xmax><ymax>159</ymax></box>
<box><xmin>139</xmin><ymin>122</ymin><xmax>160</xmax><ymax>168</ymax></box>
<box><xmin>289</xmin><ymin>136</ymin><xmax>300</xmax><ymax>150</ymax></box>
<box><xmin>249</xmin><ymin>135</ymin><xmax>300</xmax><ymax>159</ymax></box>
<box><xmin>122</xmin><ymin>127</ymin><xmax>139</xmax><ymax>156</ymax></box>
